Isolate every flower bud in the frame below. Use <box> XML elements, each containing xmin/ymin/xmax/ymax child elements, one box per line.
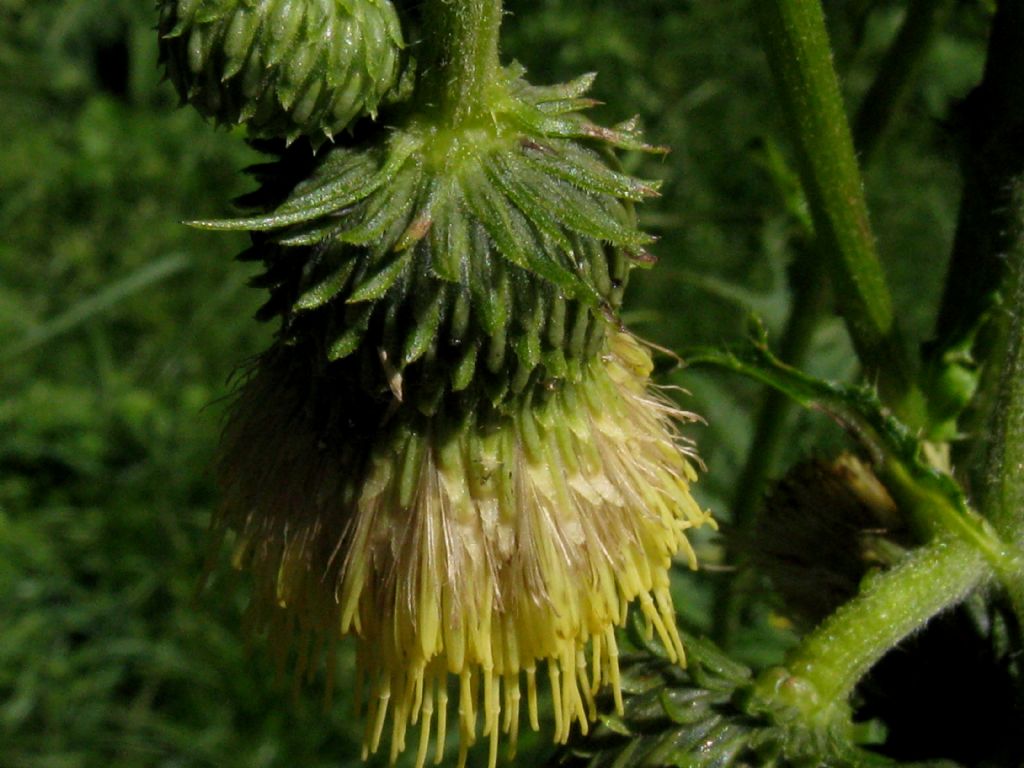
<box><xmin>158</xmin><ymin>0</ymin><xmax>404</xmax><ymax>143</ymax></box>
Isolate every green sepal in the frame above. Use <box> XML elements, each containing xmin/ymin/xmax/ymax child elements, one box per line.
<box><xmin>520</xmin><ymin>139</ymin><xmax>661</xmax><ymax>202</ymax></box>
<box><xmin>505</xmin><ymin>78</ymin><xmax>668</xmax><ymax>154</ymax></box>
<box><xmin>451</xmin><ymin>343</ymin><xmax>480</xmax><ymax>392</ymax></box>
<box><xmin>428</xmin><ymin>188</ymin><xmax>470</xmax><ymax>283</ymax></box>
<box><xmin>327</xmin><ymin>303</ymin><xmax>374</xmax><ymax>361</ymax></box>
<box><xmin>347</xmin><ymin>249</ymin><xmax>413</xmax><ymax>304</ymax></box>
<box><xmin>464</xmin><ymin>164</ymin><xmax>599</xmax><ymax>306</ymax></box>
<box><xmin>402</xmin><ymin>283</ymin><xmax>446</xmax><ymax>366</ymax></box>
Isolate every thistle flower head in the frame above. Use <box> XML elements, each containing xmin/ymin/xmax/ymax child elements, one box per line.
<box><xmin>202</xmin><ymin>63</ymin><xmax>712</xmax><ymax>767</ymax></box>
<box><xmin>221</xmin><ymin>332</ymin><xmax>708</xmax><ymax>767</ymax></box>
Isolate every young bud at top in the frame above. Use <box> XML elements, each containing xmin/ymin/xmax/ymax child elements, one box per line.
<box><xmin>157</xmin><ymin>0</ymin><xmax>405</xmax><ymax>144</ymax></box>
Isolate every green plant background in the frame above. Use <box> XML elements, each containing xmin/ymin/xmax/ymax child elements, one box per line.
<box><xmin>0</xmin><ymin>2</ymin><xmax>990</xmax><ymax>766</ymax></box>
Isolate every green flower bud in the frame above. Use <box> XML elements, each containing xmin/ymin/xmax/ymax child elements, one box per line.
<box><xmin>157</xmin><ymin>0</ymin><xmax>405</xmax><ymax>143</ymax></box>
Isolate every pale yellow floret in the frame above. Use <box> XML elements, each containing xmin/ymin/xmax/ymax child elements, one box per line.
<box><xmin>220</xmin><ymin>332</ymin><xmax>712</xmax><ymax>768</ymax></box>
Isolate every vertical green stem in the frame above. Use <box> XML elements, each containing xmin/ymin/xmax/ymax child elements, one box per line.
<box><xmin>419</xmin><ymin>0</ymin><xmax>504</xmax><ymax>124</ymax></box>
<box><xmin>752</xmin><ymin>4</ymin><xmax>1024</xmax><ymax>709</ymax></box>
<box><xmin>755</xmin><ymin>0</ymin><xmax>920</xmax><ymax>419</ymax></box>
<box><xmin>934</xmin><ymin>0</ymin><xmax>1024</xmax><ymax>493</ymax></box>
<box><xmin>982</xmin><ymin>182</ymin><xmax>1024</xmax><ymax>622</ymax></box>
<box><xmin>988</xmin><ymin>208</ymin><xmax>1024</xmax><ymax>543</ymax></box>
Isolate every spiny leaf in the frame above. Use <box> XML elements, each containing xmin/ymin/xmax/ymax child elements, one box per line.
<box><xmin>486</xmin><ymin>152</ymin><xmax>576</xmax><ymax>255</ymax></box>
<box><xmin>511</xmin><ymin>161</ymin><xmax>650</xmax><ymax>247</ymax></box>
<box><xmin>334</xmin><ymin>165</ymin><xmax>422</xmax><ymax>247</ymax></box>
<box><xmin>512</xmin><ymin>71</ymin><xmax>599</xmax><ymax>105</ymax></box>
<box><xmin>279</xmin><ymin>134</ymin><xmax>417</xmax><ymax>214</ymax></box>
<box><xmin>507</xmin><ymin>97</ymin><xmax>668</xmax><ymax>154</ymax></box>
<box><xmin>521</xmin><ymin>139</ymin><xmax>661</xmax><ymax>202</ymax></box>
<box><xmin>191</xmin><ymin>150</ymin><xmax>378</xmax><ymax>230</ymax></box>
<box><xmin>462</xmin><ymin>166</ymin><xmax>537</xmax><ymax>274</ymax></box>
<box><xmin>402</xmin><ymin>283</ymin><xmax>446</xmax><ymax>366</ymax></box>
<box><xmin>327</xmin><ymin>303</ymin><xmax>374</xmax><ymax>361</ymax></box>
<box><xmin>473</xmin><ymin>159</ymin><xmax>601</xmax><ymax>305</ymax></box>
<box><xmin>294</xmin><ymin>258</ymin><xmax>357</xmax><ymax>311</ymax></box>
<box><xmin>552</xmin><ymin>621</ymin><xmax>910</xmax><ymax>768</ymax></box>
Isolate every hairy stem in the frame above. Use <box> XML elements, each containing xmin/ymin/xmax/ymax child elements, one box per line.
<box><xmin>935</xmin><ymin>0</ymin><xmax>1024</xmax><ymax>494</ymax></box>
<box><xmin>419</xmin><ymin>0</ymin><xmax>505</xmax><ymax>124</ymax></box>
<box><xmin>755</xmin><ymin>0</ymin><xmax>921</xmax><ymax>419</ymax></box>
<box><xmin>982</xmin><ymin>182</ymin><xmax>1024</xmax><ymax>623</ymax></box>
<box><xmin>761</xmin><ymin>533</ymin><xmax>990</xmax><ymax>718</ymax></box>
<box><xmin>771</xmin><ymin>3</ymin><xmax>1024</xmax><ymax>707</ymax></box>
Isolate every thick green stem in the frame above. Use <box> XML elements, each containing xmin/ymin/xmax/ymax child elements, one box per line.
<box><xmin>988</xmin><ymin>249</ymin><xmax>1024</xmax><ymax>545</ymax></box>
<box><xmin>934</xmin><ymin>0</ymin><xmax>1024</xmax><ymax>494</ymax></box>
<box><xmin>982</xmin><ymin>183</ymin><xmax>1024</xmax><ymax>622</ymax></box>
<box><xmin>419</xmin><ymin>0</ymin><xmax>504</xmax><ymax>124</ymax></box>
<box><xmin>755</xmin><ymin>0</ymin><xmax>921</xmax><ymax>419</ymax></box>
<box><xmin>758</xmin><ymin>533</ymin><xmax>990</xmax><ymax>719</ymax></box>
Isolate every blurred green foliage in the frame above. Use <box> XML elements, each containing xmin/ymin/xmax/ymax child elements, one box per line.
<box><xmin>0</xmin><ymin>1</ymin><xmax>992</xmax><ymax>766</ymax></box>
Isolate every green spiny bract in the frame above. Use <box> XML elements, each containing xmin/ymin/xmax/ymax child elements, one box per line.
<box><xmin>157</xmin><ymin>0</ymin><xmax>404</xmax><ymax>143</ymax></box>
<box><xmin>552</xmin><ymin>620</ymin><xmax>911</xmax><ymax>768</ymax></box>
<box><xmin>196</xmin><ymin>67</ymin><xmax>663</xmax><ymax>418</ymax></box>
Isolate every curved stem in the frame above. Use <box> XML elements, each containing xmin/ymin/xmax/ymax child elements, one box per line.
<box><xmin>712</xmin><ymin>243</ymin><xmax>827</xmax><ymax>646</ymax></box>
<box><xmin>762</xmin><ymin>533</ymin><xmax>990</xmax><ymax>717</ymax></box>
<box><xmin>714</xmin><ymin>3</ymin><xmax>950</xmax><ymax>645</ymax></box>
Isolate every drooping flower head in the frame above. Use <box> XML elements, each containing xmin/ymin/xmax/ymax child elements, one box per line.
<box><xmin>162</xmin><ymin>2</ymin><xmax>713</xmax><ymax>765</ymax></box>
<box><xmin>220</xmin><ymin>329</ymin><xmax>707</xmax><ymax>767</ymax></box>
